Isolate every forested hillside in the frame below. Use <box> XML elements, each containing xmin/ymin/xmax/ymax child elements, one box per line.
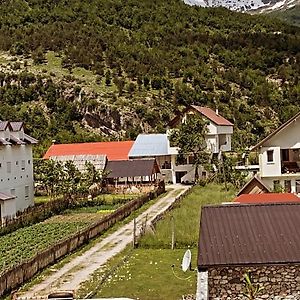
<box><xmin>0</xmin><ymin>0</ymin><xmax>300</xmax><ymax>156</ymax></box>
<box><xmin>271</xmin><ymin>5</ymin><xmax>300</xmax><ymax>27</ymax></box>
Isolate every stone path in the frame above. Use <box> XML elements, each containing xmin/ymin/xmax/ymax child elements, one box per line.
<box><xmin>21</xmin><ymin>185</ymin><xmax>190</xmax><ymax>298</ymax></box>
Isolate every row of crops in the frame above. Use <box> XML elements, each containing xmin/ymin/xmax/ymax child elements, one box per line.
<box><xmin>0</xmin><ymin>194</ymin><xmax>141</xmax><ymax>274</ymax></box>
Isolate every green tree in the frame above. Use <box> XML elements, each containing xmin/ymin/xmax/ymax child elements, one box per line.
<box><xmin>170</xmin><ymin>114</ymin><xmax>210</xmax><ymax>181</ymax></box>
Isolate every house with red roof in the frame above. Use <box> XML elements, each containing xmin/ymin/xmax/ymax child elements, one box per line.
<box><xmin>234</xmin><ymin>192</ymin><xmax>300</xmax><ymax>204</ymax></box>
<box><xmin>43</xmin><ymin>141</ymin><xmax>134</xmax><ymax>161</ymax></box>
<box><xmin>169</xmin><ymin>105</ymin><xmax>233</xmax><ymax>154</ymax></box>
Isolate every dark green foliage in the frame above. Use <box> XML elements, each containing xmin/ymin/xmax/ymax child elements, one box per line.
<box><xmin>0</xmin><ymin>0</ymin><xmax>299</xmax><ymax>155</ymax></box>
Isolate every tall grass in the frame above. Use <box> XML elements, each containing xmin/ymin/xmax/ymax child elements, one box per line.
<box><xmin>139</xmin><ymin>183</ymin><xmax>236</xmax><ymax>249</ymax></box>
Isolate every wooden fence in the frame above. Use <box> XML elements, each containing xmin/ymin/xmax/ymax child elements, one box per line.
<box><xmin>0</xmin><ymin>181</ymin><xmax>165</xmax><ymax>297</ymax></box>
<box><xmin>1</xmin><ymin>191</ymin><xmax>144</xmax><ymax>236</ymax></box>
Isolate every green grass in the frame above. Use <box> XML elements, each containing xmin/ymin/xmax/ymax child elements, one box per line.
<box><xmin>77</xmin><ymin>184</ymin><xmax>236</xmax><ymax>299</ymax></box>
<box><xmin>34</xmin><ymin>195</ymin><xmax>52</xmax><ymax>204</ymax></box>
<box><xmin>78</xmin><ymin>248</ymin><xmax>197</xmax><ymax>300</ymax></box>
<box><xmin>139</xmin><ymin>183</ymin><xmax>236</xmax><ymax>249</ymax></box>
<box><xmin>15</xmin><ymin>189</ymin><xmax>170</xmax><ymax>295</ymax></box>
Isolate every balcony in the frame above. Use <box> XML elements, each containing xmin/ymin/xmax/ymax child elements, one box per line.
<box><xmin>282</xmin><ymin>161</ymin><xmax>300</xmax><ymax>174</ymax></box>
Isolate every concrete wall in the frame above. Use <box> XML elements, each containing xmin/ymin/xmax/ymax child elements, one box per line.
<box><xmin>259</xmin><ymin>146</ymin><xmax>281</xmax><ymax>177</ymax></box>
<box><xmin>207</xmin><ymin>265</ymin><xmax>300</xmax><ymax>299</ymax></box>
<box><xmin>0</xmin><ymin>144</ymin><xmax>34</xmax><ymax>216</ymax></box>
<box><xmin>0</xmin><ymin>198</ymin><xmax>16</xmax><ymax>221</ymax></box>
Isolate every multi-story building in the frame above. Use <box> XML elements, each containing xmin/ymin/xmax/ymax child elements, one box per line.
<box><xmin>252</xmin><ymin>111</ymin><xmax>300</xmax><ymax>194</ymax></box>
<box><xmin>129</xmin><ymin>106</ymin><xmax>234</xmax><ymax>184</ymax></box>
<box><xmin>0</xmin><ymin>121</ymin><xmax>37</xmax><ymax>221</ymax></box>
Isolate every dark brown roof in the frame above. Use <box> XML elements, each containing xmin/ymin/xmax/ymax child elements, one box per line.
<box><xmin>169</xmin><ymin>105</ymin><xmax>233</xmax><ymax>128</ymax></box>
<box><xmin>237</xmin><ymin>175</ymin><xmax>271</xmax><ymax>196</ymax></box>
<box><xmin>105</xmin><ymin>159</ymin><xmax>160</xmax><ymax>178</ymax></box>
<box><xmin>198</xmin><ymin>203</ymin><xmax>300</xmax><ymax>268</ymax></box>
<box><xmin>252</xmin><ymin>111</ymin><xmax>300</xmax><ymax>150</ymax></box>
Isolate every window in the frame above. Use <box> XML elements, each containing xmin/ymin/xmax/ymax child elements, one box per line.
<box><xmin>267</xmin><ymin>150</ymin><xmax>274</xmax><ymax>163</ymax></box>
<box><xmin>296</xmin><ymin>180</ymin><xmax>300</xmax><ymax>194</ymax></box>
<box><xmin>282</xmin><ymin>149</ymin><xmax>289</xmax><ymax>162</ymax></box>
<box><xmin>28</xmin><ymin>160</ymin><xmax>31</xmax><ymax>164</ymax></box>
<box><xmin>21</xmin><ymin>160</ymin><xmax>25</xmax><ymax>171</ymax></box>
<box><xmin>284</xmin><ymin>180</ymin><xmax>292</xmax><ymax>193</ymax></box>
<box><xmin>25</xmin><ymin>186</ymin><xmax>29</xmax><ymax>198</ymax></box>
<box><xmin>15</xmin><ymin>161</ymin><xmax>19</xmax><ymax>166</ymax></box>
<box><xmin>10</xmin><ymin>189</ymin><xmax>15</xmax><ymax>196</ymax></box>
<box><xmin>7</xmin><ymin>162</ymin><xmax>11</xmax><ymax>173</ymax></box>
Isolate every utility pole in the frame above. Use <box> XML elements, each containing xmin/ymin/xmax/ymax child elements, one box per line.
<box><xmin>171</xmin><ymin>216</ymin><xmax>175</xmax><ymax>250</ymax></box>
<box><xmin>133</xmin><ymin>218</ymin><xmax>137</xmax><ymax>248</ymax></box>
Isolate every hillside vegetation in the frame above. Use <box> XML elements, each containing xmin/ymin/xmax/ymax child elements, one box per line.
<box><xmin>0</xmin><ymin>0</ymin><xmax>300</xmax><ymax>155</ymax></box>
<box><xmin>271</xmin><ymin>5</ymin><xmax>300</xmax><ymax>27</ymax></box>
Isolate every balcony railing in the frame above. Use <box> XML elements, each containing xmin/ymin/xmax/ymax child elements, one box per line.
<box><xmin>281</xmin><ymin>161</ymin><xmax>300</xmax><ymax>174</ymax></box>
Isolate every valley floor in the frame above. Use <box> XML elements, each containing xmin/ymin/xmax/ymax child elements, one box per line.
<box><xmin>18</xmin><ymin>185</ymin><xmax>189</xmax><ymax>298</ymax></box>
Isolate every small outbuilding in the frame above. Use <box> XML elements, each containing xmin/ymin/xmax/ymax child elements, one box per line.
<box><xmin>197</xmin><ymin>203</ymin><xmax>300</xmax><ymax>300</ymax></box>
<box><xmin>105</xmin><ymin>158</ymin><xmax>160</xmax><ymax>185</ymax></box>
<box><xmin>237</xmin><ymin>175</ymin><xmax>271</xmax><ymax>196</ymax></box>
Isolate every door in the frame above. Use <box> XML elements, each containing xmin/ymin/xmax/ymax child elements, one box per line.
<box><xmin>175</xmin><ymin>171</ymin><xmax>187</xmax><ymax>183</ymax></box>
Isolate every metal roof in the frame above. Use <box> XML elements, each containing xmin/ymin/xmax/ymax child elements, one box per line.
<box><xmin>51</xmin><ymin>154</ymin><xmax>107</xmax><ymax>171</ymax></box>
<box><xmin>235</xmin><ymin>193</ymin><xmax>300</xmax><ymax>204</ymax></box>
<box><xmin>198</xmin><ymin>203</ymin><xmax>300</xmax><ymax>268</ymax></box>
<box><xmin>0</xmin><ymin>192</ymin><xmax>16</xmax><ymax>201</ymax></box>
<box><xmin>10</xmin><ymin>122</ymin><xmax>24</xmax><ymax>131</ymax></box>
<box><xmin>128</xmin><ymin>134</ymin><xmax>170</xmax><ymax>157</ymax></box>
<box><xmin>44</xmin><ymin>141</ymin><xmax>134</xmax><ymax>160</ymax></box>
<box><xmin>105</xmin><ymin>159</ymin><xmax>160</xmax><ymax>178</ymax></box>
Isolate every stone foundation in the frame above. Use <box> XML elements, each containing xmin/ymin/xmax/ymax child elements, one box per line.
<box><xmin>208</xmin><ymin>265</ymin><xmax>300</xmax><ymax>300</ymax></box>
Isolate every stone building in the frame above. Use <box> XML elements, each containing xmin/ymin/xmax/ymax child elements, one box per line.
<box><xmin>197</xmin><ymin>203</ymin><xmax>300</xmax><ymax>300</ymax></box>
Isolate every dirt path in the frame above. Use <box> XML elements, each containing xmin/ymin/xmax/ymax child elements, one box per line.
<box><xmin>21</xmin><ymin>185</ymin><xmax>190</xmax><ymax>298</ymax></box>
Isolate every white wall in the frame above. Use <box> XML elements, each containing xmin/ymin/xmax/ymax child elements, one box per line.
<box><xmin>259</xmin><ymin>146</ymin><xmax>281</xmax><ymax>177</ymax></box>
<box><xmin>0</xmin><ymin>144</ymin><xmax>34</xmax><ymax>215</ymax></box>
<box><xmin>263</xmin><ymin>118</ymin><xmax>300</xmax><ymax>149</ymax></box>
<box><xmin>0</xmin><ymin>198</ymin><xmax>16</xmax><ymax>221</ymax></box>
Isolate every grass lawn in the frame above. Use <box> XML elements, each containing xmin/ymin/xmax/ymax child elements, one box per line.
<box><xmin>139</xmin><ymin>183</ymin><xmax>236</xmax><ymax>249</ymax></box>
<box><xmin>78</xmin><ymin>183</ymin><xmax>236</xmax><ymax>299</ymax></box>
<box><xmin>78</xmin><ymin>248</ymin><xmax>197</xmax><ymax>300</ymax></box>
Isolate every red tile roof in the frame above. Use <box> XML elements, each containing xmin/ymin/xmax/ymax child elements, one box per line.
<box><xmin>191</xmin><ymin>105</ymin><xmax>233</xmax><ymax>126</ymax></box>
<box><xmin>234</xmin><ymin>193</ymin><xmax>300</xmax><ymax>204</ymax></box>
<box><xmin>43</xmin><ymin>141</ymin><xmax>134</xmax><ymax>161</ymax></box>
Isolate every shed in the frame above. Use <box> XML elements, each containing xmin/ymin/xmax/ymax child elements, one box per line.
<box><xmin>196</xmin><ymin>203</ymin><xmax>300</xmax><ymax>300</ymax></box>
<box><xmin>237</xmin><ymin>175</ymin><xmax>271</xmax><ymax>196</ymax></box>
<box><xmin>105</xmin><ymin>159</ymin><xmax>160</xmax><ymax>183</ymax></box>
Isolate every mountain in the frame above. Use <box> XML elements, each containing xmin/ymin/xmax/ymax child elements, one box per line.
<box><xmin>270</xmin><ymin>4</ymin><xmax>300</xmax><ymax>25</ymax></box>
<box><xmin>184</xmin><ymin>0</ymin><xmax>300</xmax><ymax>12</ymax></box>
<box><xmin>0</xmin><ymin>0</ymin><xmax>299</xmax><ymax>156</ymax></box>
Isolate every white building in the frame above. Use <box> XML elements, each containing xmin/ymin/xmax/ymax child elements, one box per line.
<box><xmin>252</xmin><ymin>111</ymin><xmax>300</xmax><ymax>194</ymax></box>
<box><xmin>0</xmin><ymin>121</ymin><xmax>37</xmax><ymax>221</ymax></box>
<box><xmin>168</xmin><ymin>105</ymin><xmax>233</xmax><ymax>154</ymax></box>
<box><xmin>129</xmin><ymin>105</ymin><xmax>233</xmax><ymax>184</ymax></box>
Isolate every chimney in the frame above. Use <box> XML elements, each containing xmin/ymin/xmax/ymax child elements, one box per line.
<box><xmin>216</xmin><ymin>108</ymin><xmax>219</xmax><ymax>115</ymax></box>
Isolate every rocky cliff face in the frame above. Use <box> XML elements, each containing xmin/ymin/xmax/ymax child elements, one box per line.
<box><xmin>184</xmin><ymin>0</ymin><xmax>300</xmax><ymax>12</ymax></box>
